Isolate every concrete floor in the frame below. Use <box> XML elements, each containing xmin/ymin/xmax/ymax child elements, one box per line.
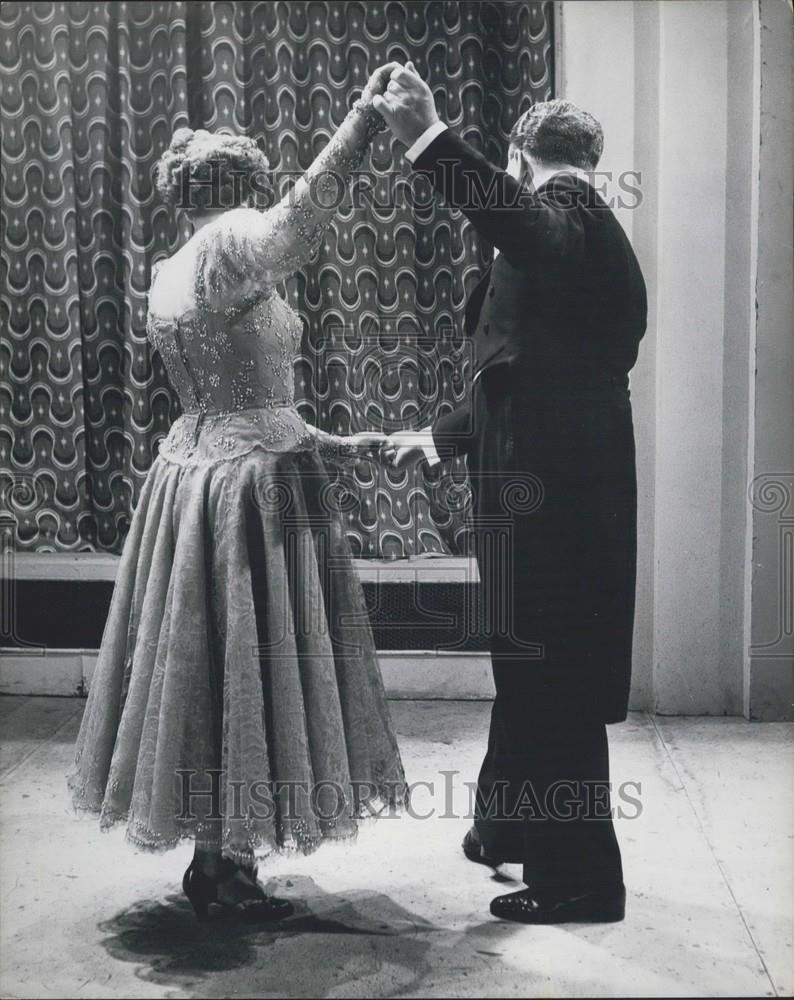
<box><xmin>0</xmin><ymin>696</ymin><xmax>791</xmax><ymax>999</ymax></box>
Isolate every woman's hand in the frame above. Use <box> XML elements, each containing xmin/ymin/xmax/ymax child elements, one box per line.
<box><xmin>347</xmin><ymin>431</ymin><xmax>391</xmax><ymax>453</ymax></box>
<box><xmin>380</xmin><ymin>429</ymin><xmax>436</xmax><ymax>467</ymax></box>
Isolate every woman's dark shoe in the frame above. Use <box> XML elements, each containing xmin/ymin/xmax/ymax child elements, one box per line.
<box><xmin>462</xmin><ymin>826</ymin><xmax>504</xmax><ymax>870</ymax></box>
<box><xmin>490</xmin><ymin>884</ymin><xmax>626</xmax><ymax>924</ymax></box>
<box><xmin>182</xmin><ymin>859</ymin><xmax>294</xmax><ymax>923</ymax></box>
<box><xmin>182</xmin><ymin>860</ymin><xmax>217</xmax><ymax>921</ymax></box>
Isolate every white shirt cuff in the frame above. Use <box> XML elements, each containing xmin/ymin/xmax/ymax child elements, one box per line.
<box><xmin>420</xmin><ymin>425</ymin><xmax>441</xmax><ymax>466</ymax></box>
<box><xmin>404</xmin><ymin>121</ymin><xmax>448</xmax><ymax>164</ymax></box>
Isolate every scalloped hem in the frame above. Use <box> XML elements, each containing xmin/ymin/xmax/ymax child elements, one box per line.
<box><xmin>70</xmin><ymin>788</ymin><xmax>409</xmax><ymax>868</ymax></box>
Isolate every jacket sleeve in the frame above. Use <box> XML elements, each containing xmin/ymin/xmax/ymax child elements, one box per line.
<box><xmin>413</xmin><ymin>129</ymin><xmax>585</xmax><ymax>271</ymax></box>
<box><xmin>431</xmin><ymin>397</ymin><xmax>475</xmax><ymax>459</ymax></box>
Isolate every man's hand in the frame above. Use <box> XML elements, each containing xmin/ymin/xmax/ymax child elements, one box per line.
<box><xmin>361</xmin><ymin>62</ymin><xmax>403</xmax><ymax>104</ymax></box>
<box><xmin>380</xmin><ymin>429</ymin><xmax>436</xmax><ymax>467</ymax></box>
<box><xmin>372</xmin><ymin>62</ymin><xmax>441</xmax><ymax>148</ymax></box>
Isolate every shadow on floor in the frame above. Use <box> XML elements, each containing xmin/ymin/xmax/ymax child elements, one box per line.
<box><xmin>98</xmin><ymin>874</ymin><xmax>439</xmax><ymax>997</ymax></box>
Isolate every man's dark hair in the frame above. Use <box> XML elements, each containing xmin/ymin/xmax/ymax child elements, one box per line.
<box><xmin>509</xmin><ymin>99</ymin><xmax>604</xmax><ymax>171</ymax></box>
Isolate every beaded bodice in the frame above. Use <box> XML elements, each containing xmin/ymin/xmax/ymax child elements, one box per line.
<box><xmin>145</xmin><ymin>100</ymin><xmax>383</xmax><ymax>467</ymax></box>
<box><xmin>148</xmin><ymin>243</ymin><xmax>304</xmax><ymax>415</ymax></box>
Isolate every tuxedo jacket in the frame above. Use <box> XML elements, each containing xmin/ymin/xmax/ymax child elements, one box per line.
<box><xmin>413</xmin><ymin>129</ymin><xmax>648</xmax><ymax>458</ymax></box>
<box><xmin>413</xmin><ymin>129</ymin><xmax>648</xmax><ymax>723</ymax></box>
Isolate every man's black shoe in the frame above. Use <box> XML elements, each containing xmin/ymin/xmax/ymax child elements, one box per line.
<box><xmin>461</xmin><ymin>826</ymin><xmax>504</xmax><ymax>869</ymax></box>
<box><xmin>490</xmin><ymin>884</ymin><xmax>626</xmax><ymax>924</ymax></box>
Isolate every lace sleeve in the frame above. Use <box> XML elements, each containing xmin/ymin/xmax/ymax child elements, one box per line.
<box><xmin>198</xmin><ymin>100</ymin><xmax>384</xmax><ymax>312</ymax></box>
<box><xmin>145</xmin><ymin>258</ymin><xmax>167</xmax><ymax>345</ymax></box>
<box><xmin>303</xmin><ymin>424</ymin><xmax>362</xmax><ymax>467</ymax></box>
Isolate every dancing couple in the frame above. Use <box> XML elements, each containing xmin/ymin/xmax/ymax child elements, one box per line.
<box><xmin>69</xmin><ymin>61</ymin><xmax>646</xmax><ymax>926</ymax></box>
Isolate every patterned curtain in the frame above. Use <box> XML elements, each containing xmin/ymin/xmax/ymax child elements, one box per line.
<box><xmin>0</xmin><ymin>1</ymin><xmax>553</xmax><ymax>557</ymax></box>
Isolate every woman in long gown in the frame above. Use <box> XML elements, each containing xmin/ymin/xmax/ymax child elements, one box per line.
<box><xmin>68</xmin><ymin>64</ymin><xmax>406</xmax><ymax>922</ymax></box>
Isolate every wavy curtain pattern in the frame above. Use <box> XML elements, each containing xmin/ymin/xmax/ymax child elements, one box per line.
<box><xmin>0</xmin><ymin>1</ymin><xmax>553</xmax><ymax>557</ymax></box>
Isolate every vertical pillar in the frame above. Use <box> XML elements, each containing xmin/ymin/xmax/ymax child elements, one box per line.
<box><xmin>746</xmin><ymin>0</ymin><xmax>794</xmax><ymax>719</ymax></box>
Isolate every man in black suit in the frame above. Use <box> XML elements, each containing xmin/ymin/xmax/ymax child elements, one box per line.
<box><xmin>376</xmin><ymin>65</ymin><xmax>647</xmax><ymax>924</ymax></box>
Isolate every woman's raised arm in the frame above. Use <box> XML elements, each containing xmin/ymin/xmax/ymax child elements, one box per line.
<box><xmin>198</xmin><ymin>63</ymin><xmax>400</xmax><ymax>312</ymax></box>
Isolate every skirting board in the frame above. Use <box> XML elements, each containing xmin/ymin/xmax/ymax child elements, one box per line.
<box><xmin>0</xmin><ymin>648</ymin><xmax>496</xmax><ymax>700</ymax></box>
<box><xmin>7</xmin><ymin>552</ymin><xmax>480</xmax><ymax>584</ymax></box>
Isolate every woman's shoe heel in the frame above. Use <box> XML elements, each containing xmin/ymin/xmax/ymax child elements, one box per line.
<box><xmin>182</xmin><ymin>858</ymin><xmax>294</xmax><ymax>923</ymax></box>
<box><xmin>183</xmin><ymin>861</ymin><xmax>217</xmax><ymax>922</ymax></box>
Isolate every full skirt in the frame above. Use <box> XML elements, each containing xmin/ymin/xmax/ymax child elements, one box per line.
<box><xmin>68</xmin><ymin>445</ymin><xmax>406</xmax><ymax>863</ymax></box>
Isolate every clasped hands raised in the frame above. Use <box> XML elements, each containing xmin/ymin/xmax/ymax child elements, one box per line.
<box><xmin>362</xmin><ymin>60</ymin><xmax>441</xmax><ymax>148</ymax></box>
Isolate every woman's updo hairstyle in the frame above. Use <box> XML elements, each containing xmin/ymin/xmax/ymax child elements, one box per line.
<box><xmin>155</xmin><ymin>127</ymin><xmax>271</xmax><ymax>213</ymax></box>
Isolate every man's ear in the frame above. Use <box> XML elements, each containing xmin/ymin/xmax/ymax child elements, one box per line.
<box><xmin>507</xmin><ymin>144</ymin><xmax>524</xmax><ymax>181</ymax></box>
<box><xmin>522</xmin><ymin>153</ymin><xmax>536</xmax><ymax>188</ymax></box>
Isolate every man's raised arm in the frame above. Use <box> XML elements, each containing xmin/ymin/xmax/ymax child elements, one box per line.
<box><xmin>374</xmin><ymin>64</ymin><xmax>583</xmax><ymax>269</ymax></box>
